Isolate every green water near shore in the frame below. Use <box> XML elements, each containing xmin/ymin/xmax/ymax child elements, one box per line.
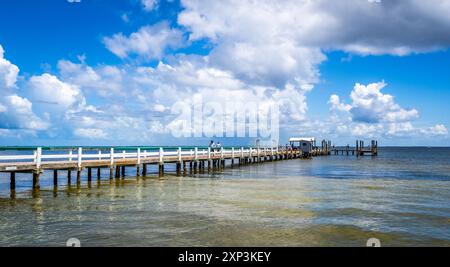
<box><xmin>1</xmin><ymin>173</ymin><xmax>449</xmax><ymax>246</ymax></box>
<box><xmin>0</xmin><ymin>147</ymin><xmax>449</xmax><ymax>247</ymax></box>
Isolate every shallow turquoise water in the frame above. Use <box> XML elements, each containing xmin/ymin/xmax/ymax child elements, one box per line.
<box><xmin>0</xmin><ymin>147</ymin><xmax>449</xmax><ymax>246</ymax></box>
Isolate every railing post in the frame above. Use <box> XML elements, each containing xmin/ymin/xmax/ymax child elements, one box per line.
<box><xmin>231</xmin><ymin>147</ymin><xmax>235</xmax><ymax>159</ymax></box>
<box><xmin>68</xmin><ymin>150</ymin><xmax>72</xmax><ymax>162</ymax></box>
<box><xmin>208</xmin><ymin>147</ymin><xmax>211</xmax><ymax>160</ymax></box>
<box><xmin>159</xmin><ymin>147</ymin><xmax>164</xmax><ymax>164</ymax></box>
<box><xmin>137</xmin><ymin>148</ymin><xmax>141</xmax><ymax>165</ymax></box>
<box><xmin>159</xmin><ymin>147</ymin><xmax>164</xmax><ymax>177</ymax></box>
<box><xmin>36</xmin><ymin>147</ymin><xmax>42</xmax><ymax>168</ymax></box>
<box><xmin>98</xmin><ymin>150</ymin><xmax>102</xmax><ymax>160</ymax></box>
<box><xmin>110</xmin><ymin>148</ymin><xmax>114</xmax><ymax>166</ymax></box>
<box><xmin>136</xmin><ymin>148</ymin><xmax>141</xmax><ymax>177</ymax></box>
<box><xmin>178</xmin><ymin>147</ymin><xmax>182</xmax><ymax>162</ymax></box>
<box><xmin>77</xmin><ymin>147</ymin><xmax>82</xmax><ymax>169</ymax></box>
<box><xmin>241</xmin><ymin>147</ymin><xmax>244</xmax><ymax>158</ymax></box>
<box><xmin>195</xmin><ymin>147</ymin><xmax>198</xmax><ymax>161</ymax></box>
<box><xmin>122</xmin><ymin>150</ymin><xmax>126</xmax><ymax>159</ymax></box>
<box><xmin>220</xmin><ymin>147</ymin><xmax>224</xmax><ymax>159</ymax></box>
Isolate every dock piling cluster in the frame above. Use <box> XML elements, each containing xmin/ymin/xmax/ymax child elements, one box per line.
<box><xmin>331</xmin><ymin>140</ymin><xmax>378</xmax><ymax>156</ymax></box>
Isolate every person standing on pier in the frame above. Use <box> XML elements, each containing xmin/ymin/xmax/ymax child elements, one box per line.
<box><xmin>216</xmin><ymin>142</ymin><xmax>222</xmax><ymax>152</ymax></box>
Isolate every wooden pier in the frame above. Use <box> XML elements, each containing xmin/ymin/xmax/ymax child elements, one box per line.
<box><xmin>331</xmin><ymin>140</ymin><xmax>378</xmax><ymax>156</ymax></box>
<box><xmin>0</xmin><ymin>147</ymin><xmax>302</xmax><ymax>191</ymax></box>
<box><xmin>0</xmin><ymin>139</ymin><xmax>378</xmax><ymax>194</ymax></box>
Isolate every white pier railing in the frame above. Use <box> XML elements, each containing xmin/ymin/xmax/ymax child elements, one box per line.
<box><xmin>0</xmin><ymin>147</ymin><xmax>281</xmax><ymax>165</ymax></box>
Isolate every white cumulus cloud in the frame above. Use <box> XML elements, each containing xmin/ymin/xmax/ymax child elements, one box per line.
<box><xmin>176</xmin><ymin>0</ymin><xmax>450</xmax><ymax>89</ymax></box>
<box><xmin>28</xmin><ymin>73</ymin><xmax>85</xmax><ymax>110</ymax></box>
<box><xmin>103</xmin><ymin>22</ymin><xmax>184</xmax><ymax>60</ymax></box>
<box><xmin>141</xmin><ymin>0</ymin><xmax>158</xmax><ymax>11</ymax></box>
<box><xmin>74</xmin><ymin>128</ymin><xmax>108</xmax><ymax>139</ymax></box>
<box><xmin>0</xmin><ymin>95</ymin><xmax>49</xmax><ymax>131</ymax></box>
<box><xmin>330</xmin><ymin>81</ymin><xmax>419</xmax><ymax>124</ymax></box>
<box><xmin>0</xmin><ymin>45</ymin><xmax>20</xmax><ymax>89</ymax></box>
<box><xmin>0</xmin><ymin>45</ymin><xmax>49</xmax><ymax>132</ymax></box>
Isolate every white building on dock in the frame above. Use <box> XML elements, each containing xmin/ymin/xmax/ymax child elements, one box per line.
<box><xmin>289</xmin><ymin>137</ymin><xmax>315</xmax><ymax>154</ymax></box>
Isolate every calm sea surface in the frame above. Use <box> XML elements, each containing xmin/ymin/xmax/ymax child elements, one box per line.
<box><xmin>0</xmin><ymin>147</ymin><xmax>449</xmax><ymax>246</ymax></box>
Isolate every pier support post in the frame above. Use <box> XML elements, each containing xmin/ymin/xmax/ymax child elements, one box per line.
<box><xmin>136</xmin><ymin>148</ymin><xmax>141</xmax><ymax>177</ymax></box>
<box><xmin>115</xmin><ymin>165</ymin><xmax>120</xmax><ymax>178</ymax></box>
<box><xmin>176</xmin><ymin>162</ymin><xmax>182</xmax><ymax>176</ymax></box>
<box><xmin>87</xmin><ymin>168</ymin><xmax>92</xmax><ymax>181</ymax></box>
<box><xmin>121</xmin><ymin>166</ymin><xmax>125</xmax><ymax>177</ymax></box>
<box><xmin>68</xmin><ymin>170</ymin><xmax>72</xmax><ymax>184</ymax></box>
<box><xmin>159</xmin><ymin>147</ymin><xmax>164</xmax><ymax>177</ymax></box>
<box><xmin>158</xmin><ymin>164</ymin><xmax>164</xmax><ymax>177</ymax></box>
<box><xmin>193</xmin><ymin>161</ymin><xmax>198</xmax><ymax>173</ymax></box>
<box><xmin>97</xmin><ymin>168</ymin><xmax>101</xmax><ymax>180</ymax></box>
<box><xmin>142</xmin><ymin>164</ymin><xmax>147</xmax><ymax>177</ymax></box>
<box><xmin>53</xmin><ymin>170</ymin><xmax>58</xmax><ymax>186</ymax></box>
<box><xmin>10</xmin><ymin>172</ymin><xmax>15</xmax><ymax>191</ymax></box>
<box><xmin>32</xmin><ymin>171</ymin><xmax>40</xmax><ymax>189</ymax></box>
<box><xmin>109</xmin><ymin>148</ymin><xmax>115</xmax><ymax>179</ymax></box>
<box><xmin>76</xmin><ymin>169</ymin><xmax>81</xmax><ymax>184</ymax></box>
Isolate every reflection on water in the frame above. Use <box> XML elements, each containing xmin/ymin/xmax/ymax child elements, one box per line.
<box><xmin>0</xmin><ymin>147</ymin><xmax>450</xmax><ymax>246</ymax></box>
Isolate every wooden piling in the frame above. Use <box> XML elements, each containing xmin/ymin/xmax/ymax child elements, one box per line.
<box><xmin>158</xmin><ymin>164</ymin><xmax>164</xmax><ymax>177</ymax></box>
<box><xmin>193</xmin><ymin>161</ymin><xmax>198</xmax><ymax>172</ymax></box>
<box><xmin>10</xmin><ymin>172</ymin><xmax>15</xmax><ymax>191</ymax></box>
<box><xmin>53</xmin><ymin>170</ymin><xmax>58</xmax><ymax>186</ymax></box>
<box><xmin>32</xmin><ymin>172</ymin><xmax>40</xmax><ymax>189</ymax></box>
<box><xmin>68</xmin><ymin>170</ymin><xmax>72</xmax><ymax>184</ymax></box>
<box><xmin>142</xmin><ymin>164</ymin><xmax>147</xmax><ymax>176</ymax></box>
<box><xmin>115</xmin><ymin>165</ymin><xmax>120</xmax><ymax>178</ymax></box>
<box><xmin>176</xmin><ymin>162</ymin><xmax>181</xmax><ymax>176</ymax></box>
<box><xmin>87</xmin><ymin>168</ymin><xmax>92</xmax><ymax>181</ymax></box>
<box><xmin>77</xmin><ymin>169</ymin><xmax>81</xmax><ymax>184</ymax></box>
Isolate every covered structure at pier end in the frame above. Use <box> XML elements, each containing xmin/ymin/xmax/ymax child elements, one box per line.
<box><xmin>289</xmin><ymin>137</ymin><xmax>316</xmax><ymax>154</ymax></box>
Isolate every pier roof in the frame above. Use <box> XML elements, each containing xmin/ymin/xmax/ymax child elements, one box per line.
<box><xmin>289</xmin><ymin>137</ymin><xmax>315</xmax><ymax>142</ymax></box>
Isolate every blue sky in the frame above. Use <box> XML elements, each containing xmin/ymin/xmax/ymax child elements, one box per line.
<box><xmin>0</xmin><ymin>0</ymin><xmax>450</xmax><ymax>146</ymax></box>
